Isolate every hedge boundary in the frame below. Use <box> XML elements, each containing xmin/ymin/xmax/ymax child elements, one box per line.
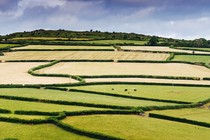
<box><xmin>149</xmin><ymin>113</ymin><xmax>210</xmax><ymax>128</ymax></box>
<box><xmin>12</xmin><ymin>49</ymin><xmax>115</xmax><ymax>51</ymax></box>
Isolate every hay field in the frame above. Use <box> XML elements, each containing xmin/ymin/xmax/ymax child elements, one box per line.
<box><xmin>121</xmin><ymin>46</ymin><xmax>210</xmax><ymax>54</ymax></box>
<box><xmin>0</xmin><ymin>51</ymin><xmax>169</xmax><ymax>61</ymax></box>
<box><xmin>39</xmin><ymin>62</ymin><xmax>210</xmax><ymax>78</ymax></box>
<box><xmin>0</xmin><ymin>62</ymin><xmax>73</xmax><ymax>84</ymax></box>
<box><xmin>12</xmin><ymin>45</ymin><xmax>114</xmax><ymax>50</ymax></box>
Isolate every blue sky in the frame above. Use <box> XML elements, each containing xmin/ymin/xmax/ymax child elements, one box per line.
<box><xmin>0</xmin><ymin>0</ymin><xmax>210</xmax><ymax>39</ymax></box>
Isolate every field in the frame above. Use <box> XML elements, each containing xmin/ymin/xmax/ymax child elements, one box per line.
<box><xmin>62</xmin><ymin>115</ymin><xmax>210</xmax><ymax>140</ymax></box>
<box><xmin>0</xmin><ymin>122</ymin><xmax>89</xmax><ymax>140</ymax></box>
<box><xmin>1</xmin><ymin>42</ymin><xmax>210</xmax><ymax>139</ymax></box>
<box><xmin>177</xmin><ymin>47</ymin><xmax>210</xmax><ymax>52</ymax></box>
<box><xmin>38</xmin><ymin>62</ymin><xmax>210</xmax><ymax>78</ymax></box>
<box><xmin>12</xmin><ymin>45</ymin><xmax>115</xmax><ymax>50</ymax></box>
<box><xmin>0</xmin><ymin>62</ymin><xmax>72</xmax><ymax>84</ymax></box>
<box><xmin>0</xmin><ymin>44</ymin><xmax>19</xmax><ymax>50</ymax></box>
<box><xmin>151</xmin><ymin>105</ymin><xmax>210</xmax><ymax>124</ymax></box>
<box><xmin>121</xmin><ymin>46</ymin><xmax>210</xmax><ymax>54</ymax></box>
<box><xmin>70</xmin><ymin>84</ymin><xmax>210</xmax><ymax>102</ymax></box>
<box><xmin>0</xmin><ymin>51</ymin><xmax>169</xmax><ymax>61</ymax></box>
<box><xmin>0</xmin><ymin>88</ymin><xmax>178</xmax><ymax>107</ymax></box>
<box><xmin>172</xmin><ymin>55</ymin><xmax>210</xmax><ymax>65</ymax></box>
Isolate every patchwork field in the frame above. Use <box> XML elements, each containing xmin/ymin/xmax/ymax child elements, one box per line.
<box><xmin>0</xmin><ymin>51</ymin><xmax>169</xmax><ymax>61</ymax></box>
<box><xmin>0</xmin><ymin>62</ymin><xmax>73</xmax><ymax>84</ymax></box>
<box><xmin>38</xmin><ymin>62</ymin><xmax>210</xmax><ymax>78</ymax></box>
<box><xmin>62</xmin><ymin>115</ymin><xmax>210</xmax><ymax>140</ymax></box>
<box><xmin>1</xmin><ymin>42</ymin><xmax>210</xmax><ymax>139</ymax></box>
<box><xmin>12</xmin><ymin>45</ymin><xmax>115</xmax><ymax>50</ymax></box>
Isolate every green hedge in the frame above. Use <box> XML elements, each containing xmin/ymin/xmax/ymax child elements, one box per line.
<box><xmin>0</xmin><ymin>116</ymin><xmax>49</xmax><ymax>124</ymax></box>
<box><xmin>0</xmin><ymin>109</ymin><xmax>11</xmax><ymax>114</ymax></box>
<box><xmin>166</xmin><ymin>53</ymin><xmax>174</xmax><ymax>61</ymax></box>
<box><xmin>14</xmin><ymin>110</ymin><xmax>60</xmax><ymax>116</ymax></box>
<box><xmin>80</xmin><ymin>74</ymin><xmax>200</xmax><ymax>81</ymax></box>
<box><xmin>149</xmin><ymin>113</ymin><xmax>210</xmax><ymax>128</ymax></box>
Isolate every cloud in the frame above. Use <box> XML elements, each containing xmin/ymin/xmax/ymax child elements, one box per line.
<box><xmin>0</xmin><ymin>0</ymin><xmax>210</xmax><ymax>39</ymax></box>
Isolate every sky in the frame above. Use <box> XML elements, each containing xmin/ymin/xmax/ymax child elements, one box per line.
<box><xmin>0</xmin><ymin>0</ymin><xmax>210</xmax><ymax>39</ymax></box>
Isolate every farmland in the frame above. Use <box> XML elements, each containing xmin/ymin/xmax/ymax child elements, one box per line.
<box><xmin>62</xmin><ymin>115</ymin><xmax>210</xmax><ymax>140</ymax></box>
<box><xmin>38</xmin><ymin>62</ymin><xmax>210</xmax><ymax>78</ymax></box>
<box><xmin>172</xmin><ymin>55</ymin><xmax>210</xmax><ymax>66</ymax></box>
<box><xmin>0</xmin><ymin>62</ymin><xmax>72</xmax><ymax>84</ymax></box>
<box><xmin>12</xmin><ymin>45</ymin><xmax>115</xmax><ymax>50</ymax></box>
<box><xmin>0</xmin><ymin>51</ymin><xmax>169</xmax><ymax>61</ymax></box>
<box><xmin>0</xmin><ymin>38</ymin><xmax>210</xmax><ymax>139</ymax></box>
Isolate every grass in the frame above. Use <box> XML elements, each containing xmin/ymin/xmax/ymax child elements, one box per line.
<box><xmin>151</xmin><ymin>104</ymin><xmax>210</xmax><ymax>124</ymax></box>
<box><xmin>0</xmin><ymin>88</ymin><xmax>178</xmax><ymax>107</ymax></box>
<box><xmin>13</xmin><ymin>45</ymin><xmax>114</xmax><ymax>50</ymax></box>
<box><xmin>0</xmin><ymin>44</ymin><xmax>19</xmax><ymax>50</ymax></box>
<box><xmin>0</xmin><ymin>98</ymin><xmax>104</xmax><ymax>112</ymax></box>
<box><xmin>51</xmin><ymin>39</ymin><xmax>147</xmax><ymax>45</ymax></box>
<box><xmin>62</xmin><ymin>115</ymin><xmax>210</xmax><ymax>140</ymax></box>
<box><xmin>172</xmin><ymin>55</ymin><xmax>210</xmax><ymax>66</ymax></box>
<box><xmin>70</xmin><ymin>84</ymin><xmax>210</xmax><ymax>102</ymax></box>
<box><xmin>0</xmin><ymin>113</ymin><xmax>48</xmax><ymax>120</ymax></box>
<box><xmin>11</xmin><ymin>37</ymin><xmax>92</xmax><ymax>41</ymax></box>
<box><xmin>177</xmin><ymin>47</ymin><xmax>210</xmax><ymax>52</ymax></box>
<box><xmin>0</xmin><ymin>122</ymin><xmax>90</xmax><ymax>140</ymax></box>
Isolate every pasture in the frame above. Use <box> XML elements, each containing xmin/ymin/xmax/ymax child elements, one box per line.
<box><xmin>62</xmin><ymin>115</ymin><xmax>210</xmax><ymax>140</ymax></box>
<box><xmin>70</xmin><ymin>84</ymin><xmax>210</xmax><ymax>102</ymax></box>
<box><xmin>172</xmin><ymin>55</ymin><xmax>210</xmax><ymax>66</ymax></box>
<box><xmin>151</xmin><ymin>106</ymin><xmax>210</xmax><ymax>124</ymax></box>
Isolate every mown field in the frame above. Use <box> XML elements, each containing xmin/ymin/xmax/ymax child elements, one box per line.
<box><xmin>12</xmin><ymin>45</ymin><xmax>115</xmax><ymax>50</ymax></box>
<box><xmin>38</xmin><ymin>62</ymin><xmax>210</xmax><ymax>78</ymax></box>
<box><xmin>0</xmin><ymin>51</ymin><xmax>169</xmax><ymax>61</ymax></box>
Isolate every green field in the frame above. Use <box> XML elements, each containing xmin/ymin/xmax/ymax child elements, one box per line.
<box><xmin>177</xmin><ymin>47</ymin><xmax>210</xmax><ymax>52</ymax></box>
<box><xmin>13</xmin><ymin>45</ymin><xmax>114</xmax><ymax>50</ymax></box>
<box><xmin>0</xmin><ymin>122</ymin><xmax>89</xmax><ymax>140</ymax></box>
<box><xmin>62</xmin><ymin>115</ymin><xmax>210</xmax><ymax>140</ymax></box>
<box><xmin>172</xmin><ymin>55</ymin><xmax>210</xmax><ymax>65</ymax></box>
<box><xmin>50</xmin><ymin>39</ymin><xmax>147</xmax><ymax>45</ymax></box>
<box><xmin>151</xmin><ymin>104</ymin><xmax>210</xmax><ymax>124</ymax></box>
<box><xmin>0</xmin><ymin>44</ymin><xmax>19</xmax><ymax>50</ymax></box>
<box><xmin>70</xmin><ymin>84</ymin><xmax>210</xmax><ymax>102</ymax></box>
<box><xmin>0</xmin><ymin>98</ymin><xmax>104</xmax><ymax>112</ymax></box>
<box><xmin>0</xmin><ymin>88</ymin><xmax>178</xmax><ymax>107</ymax></box>
<box><xmin>0</xmin><ymin>113</ymin><xmax>48</xmax><ymax>120</ymax></box>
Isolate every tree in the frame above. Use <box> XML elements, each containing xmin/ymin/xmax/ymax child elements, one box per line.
<box><xmin>147</xmin><ymin>36</ymin><xmax>159</xmax><ymax>46</ymax></box>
